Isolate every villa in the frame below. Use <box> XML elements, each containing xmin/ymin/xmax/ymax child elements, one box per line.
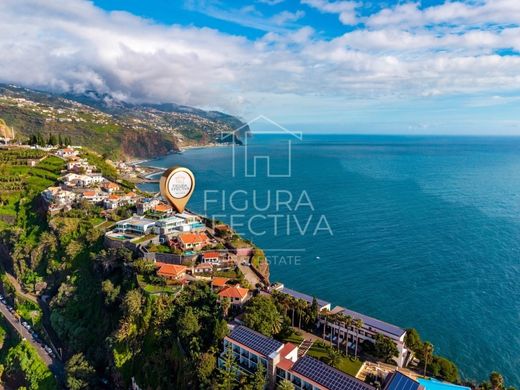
<box><xmin>136</xmin><ymin>198</ymin><xmax>161</xmax><ymax>215</ymax></box>
<box><xmin>221</xmin><ymin>325</ymin><xmax>375</xmax><ymax>390</ymax></box>
<box><xmin>81</xmin><ymin>190</ymin><xmax>106</xmax><ymax>204</ymax></box>
<box><xmin>177</xmin><ymin>232</ymin><xmax>209</xmax><ymax>251</ymax></box>
<box><xmin>155</xmin><ymin>216</ymin><xmax>186</xmax><ymax>235</ymax></box>
<box><xmin>42</xmin><ymin>186</ymin><xmax>77</xmax><ymax>206</ymax></box>
<box><xmin>155</xmin><ymin>262</ymin><xmax>187</xmax><ymax>280</ymax></box>
<box><xmin>194</xmin><ymin>262</ymin><xmax>213</xmax><ymax>274</ymax></box>
<box><xmin>153</xmin><ymin>203</ymin><xmax>173</xmax><ymax>214</ymax></box>
<box><xmin>202</xmin><ymin>251</ymin><xmax>221</xmax><ymax>265</ymax></box>
<box><xmin>114</xmin><ymin>216</ymin><xmax>156</xmax><ymax>235</ymax></box>
<box><xmin>104</xmin><ymin>194</ymin><xmax>121</xmax><ymax>209</ymax></box>
<box><xmin>218</xmin><ymin>285</ymin><xmax>250</xmax><ymax>306</ymax></box>
<box><xmin>211</xmin><ymin>277</ymin><xmax>230</xmax><ymax>290</ymax></box>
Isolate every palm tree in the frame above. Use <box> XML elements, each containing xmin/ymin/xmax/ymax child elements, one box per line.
<box><xmin>277</xmin><ymin>379</ymin><xmax>295</xmax><ymax>390</ymax></box>
<box><xmin>289</xmin><ymin>296</ymin><xmax>296</xmax><ymax>327</ymax></box>
<box><xmin>321</xmin><ymin>309</ymin><xmax>330</xmax><ymax>339</ymax></box>
<box><xmin>221</xmin><ymin>297</ymin><xmax>231</xmax><ymax>318</ymax></box>
<box><xmin>353</xmin><ymin>318</ymin><xmax>363</xmax><ymax>359</ymax></box>
<box><xmin>343</xmin><ymin>315</ymin><xmax>353</xmax><ymax>356</ymax></box>
<box><xmin>297</xmin><ymin>299</ymin><xmax>306</xmax><ymax>329</ymax></box>
<box><xmin>423</xmin><ymin>342</ymin><xmax>433</xmax><ymax>376</ymax></box>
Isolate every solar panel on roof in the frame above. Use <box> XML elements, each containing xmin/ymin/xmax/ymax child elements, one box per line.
<box><xmin>384</xmin><ymin>372</ymin><xmax>420</xmax><ymax>390</ymax></box>
<box><xmin>229</xmin><ymin>326</ymin><xmax>283</xmax><ymax>357</ymax></box>
<box><xmin>291</xmin><ymin>356</ymin><xmax>374</xmax><ymax>390</ymax></box>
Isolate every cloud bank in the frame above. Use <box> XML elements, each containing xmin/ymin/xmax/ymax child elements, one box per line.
<box><xmin>0</xmin><ymin>0</ymin><xmax>520</xmax><ymax>120</ymax></box>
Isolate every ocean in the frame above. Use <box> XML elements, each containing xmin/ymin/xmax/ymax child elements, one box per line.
<box><xmin>139</xmin><ymin>135</ymin><xmax>520</xmax><ymax>385</ymax></box>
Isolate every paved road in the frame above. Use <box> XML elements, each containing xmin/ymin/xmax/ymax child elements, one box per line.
<box><xmin>237</xmin><ymin>262</ymin><xmax>261</xmax><ymax>287</ymax></box>
<box><xmin>0</xmin><ymin>300</ymin><xmax>64</xmax><ymax>383</ymax></box>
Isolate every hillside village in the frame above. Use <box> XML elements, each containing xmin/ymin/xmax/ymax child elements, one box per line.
<box><xmin>27</xmin><ymin>144</ymin><xmax>469</xmax><ymax>390</ymax></box>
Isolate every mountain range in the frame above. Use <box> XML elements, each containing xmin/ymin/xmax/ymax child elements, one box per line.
<box><xmin>0</xmin><ymin>84</ymin><xmax>249</xmax><ymax>159</ymax></box>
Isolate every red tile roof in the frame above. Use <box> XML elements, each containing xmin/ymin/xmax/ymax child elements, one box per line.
<box><xmin>212</xmin><ymin>277</ymin><xmax>230</xmax><ymax>287</ymax></box>
<box><xmin>218</xmin><ymin>285</ymin><xmax>249</xmax><ymax>300</ymax></box>
<box><xmin>156</xmin><ymin>262</ymin><xmax>187</xmax><ymax>278</ymax></box>
<box><xmin>278</xmin><ymin>357</ymin><xmax>295</xmax><ymax>371</ymax></box>
<box><xmin>203</xmin><ymin>251</ymin><xmax>220</xmax><ymax>259</ymax></box>
<box><xmin>178</xmin><ymin>232</ymin><xmax>208</xmax><ymax>245</ymax></box>
<box><xmin>154</xmin><ymin>203</ymin><xmax>172</xmax><ymax>212</ymax></box>
<box><xmin>83</xmin><ymin>190</ymin><xmax>96</xmax><ymax>197</ymax></box>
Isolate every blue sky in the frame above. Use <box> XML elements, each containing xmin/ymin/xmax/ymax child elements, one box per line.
<box><xmin>1</xmin><ymin>0</ymin><xmax>520</xmax><ymax>134</ymax></box>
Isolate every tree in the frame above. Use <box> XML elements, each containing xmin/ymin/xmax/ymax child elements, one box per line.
<box><xmin>374</xmin><ymin>333</ymin><xmax>399</xmax><ymax>363</ymax></box>
<box><xmin>243</xmin><ymin>295</ymin><xmax>282</xmax><ymax>337</ymax></box>
<box><xmin>197</xmin><ymin>352</ymin><xmax>216</xmax><ymax>387</ymax></box>
<box><xmin>277</xmin><ymin>379</ymin><xmax>295</xmax><ymax>390</ymax></box>
<box><xmin>221</xmin><ymin>297</ymin><xmax>231</xmax><ymax>318</ymax></box>
<box><xmin>251</xmin><ymin>360</ymin><xmax>266</xmax><ymax>390</ymax></box>
<box><xmin>423</xmin><ymin>342</ymin><xmax>434</xmax><ymax>376</ymax></box>
<box><xmin>490</xmin><ymin>372</ymin><xmax>504</xmax><ymax>390</ymax></box>
<box><xmin>179</xmin><ymin>306</ymin><xmax>201</xmax><ymax>341</ymax></box>
<box><xmin>405</xmin><ymin>328</ymin><xmax>422</xmax><ymax>351</ymax></box>
<box><xmin>309</xmin><ymin>297</ymin><xmax>319</xmax><ymax>329</ymax></box>
<box><xmin>327</xmin><ymin>347</ymin><xmax>341</xmax><ymax>368</ymax></box>
<box><xmin>353</xmin><ymin>318</ymin><xmax>363</xmax><ymax>359</ymax></box>
<box><xmin>65</xmin><ymin>353</ymin><xmax>95</xmax><ymax>390</ymax></box>
<box><xmin>217</xmin><ymin>344</ymin><xmax>238</xmax><ymax>390</ymax></box>
<box><xmin>101</xmin><ymin>279</ymin><xmax>120</xmax><ymax>306</ymax></box>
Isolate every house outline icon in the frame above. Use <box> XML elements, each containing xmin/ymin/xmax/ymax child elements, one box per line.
<box><xmin>221</xmin><ymin>115</ymin><xmax>303</xmax><ymax>178</ymax></box>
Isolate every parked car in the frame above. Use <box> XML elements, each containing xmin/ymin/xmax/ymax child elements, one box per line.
<box><xmin>0</xmin><ymin>294</ymin><xmax>3</xmax><ymax>299</ymax></box>
<box><xmin>0</xmin><ymin>298</ymin><xmax>6</xmax><ymax>304</ymax></box>
<box><xmin>22</xmin><ymin>321</ymin><xmax>28</xmax><ymax>328</ymax></box>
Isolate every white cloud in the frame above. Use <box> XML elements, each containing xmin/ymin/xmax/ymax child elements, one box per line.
<box><xmin>301</xmin><ymin>0</ymin><xmax>358</xmax><ymax>25</ymax></box>
<box><xmin>271</xmin><ymin>10</ymin><xmax>305</xmax><ymax>25</ymax></box>
<box><xmin>0</xmin><ymin>0</ymin><xmax>520</xmax><ymax>121</ymax></box>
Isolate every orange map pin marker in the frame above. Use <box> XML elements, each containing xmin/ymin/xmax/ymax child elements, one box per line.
<box><xmin>160</xmin><ymin>166</ymin><xmax>195</xmax><ymax>213</ymax></box>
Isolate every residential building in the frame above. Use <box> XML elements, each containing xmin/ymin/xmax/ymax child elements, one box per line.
<box><xmin>154</xmin><ymin>203</ymin><xmax>173</xmax><ymax>214</ymax></box>
<box><xmin>202</xmin><ymin>251</ymin><xmax>221</xmax><ymax>265</ymax></box>
<box><xmin>81</xmin><ymin>190</ymin><xmax>106</xmax><ymax>204</ymax></box>
<box><xmin>220</xmin><ymin>325</ymin><xmax>373</xmax><ymax>390</ymax></box>
<box><xmin>322</xmin><ymin>306</ymin><xmax>409</xmax><ymax>367</ymax></box>
<box><xmin>218</xmin><ymin>285</ymin><xmax>250</xmax><ymax>306</ymax></box>
<box><xmin>102</xmin><ymin>181</ymin><xmax>120</xmax><ymax>193</ymax></box>
<box><xmin>114</xmin><ymin>216</ymin><xmax>156</xmax><ymax>235</ymax></box>
<box><xmin>42</xmin><ymin>186</ymin><xmax>76</xmax><ymax>206</ymax></box>
<box><xmin>155</xmin><ymin>216</ymin><xmax>186</xmax><ymax>235</ymax></box>
<box><xmin>55</xmin><ymin>147</ymin><xmax>78</xmax><ymax>158</ymax></box>
<box><xmin>136</xmin><ymin>198</ymin><xmax>161</xmax><ymax>215</ymax></box>
<box><xmin>177</xmin><ymin>232</ymin><xmax>209</xmax><ymax>251</ymax></box>
<box><xmin>104</xmin><ymin>194</ymin><xmax>121</xmax><ymax>209</ymax></box>
<box><xmin>275</xmin><ymin>286</ymin><xmax>409</xmax><ymax>368</ymax></box>
<box><xmin>155</xmin><ymin>262</ymin><xmax>187</xmax><ymax>280</ymax></box>
<box><xmin>194</xmin><ymin>262</ymin><xmax>213</xmax><ymax>274</ymax></box>
<box><xmin>211</xmin><ymin>277</ymin><xmax>230</xmax><ymax>290</ymax></box>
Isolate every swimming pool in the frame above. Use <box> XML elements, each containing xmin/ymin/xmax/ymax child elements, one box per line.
<box><xmin>418</xmin><ymin>378</ymin><xmax>470</xmax><ymax>390</ymax></box>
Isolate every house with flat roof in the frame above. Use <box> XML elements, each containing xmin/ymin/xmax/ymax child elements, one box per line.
<box><xmin>279</xmin><ymin>286</ymin><xmax>331</xmax><ymax>311</ymax></box>
<box><xmin>114</xmin><ymin>216</ymin><xmax>156</xmax><ymax>235</ymax></box>
<box><xmin>221</xmin><ymin>325</ymin><xmax>374</xmax><ymax>390</ymax></box>
<box><xmin>136</xmin><ymin>198</ymin><xmax>161</xmax><ymax>215</ymax></box>
<box><xmin>321</xmin><ymin>306</ymin><xmax>409</xmax><ymax>368</ymax></box>
<box><xmin>155</xmin><ymin>216</ymin><xmax>186</xmax><ymax>235</ymax></box>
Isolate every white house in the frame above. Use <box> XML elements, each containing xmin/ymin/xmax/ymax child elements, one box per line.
<box><xmin>42</xmin><ymin>187</ymin><xmax>77</xmax><ymax>206</ymax></box>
